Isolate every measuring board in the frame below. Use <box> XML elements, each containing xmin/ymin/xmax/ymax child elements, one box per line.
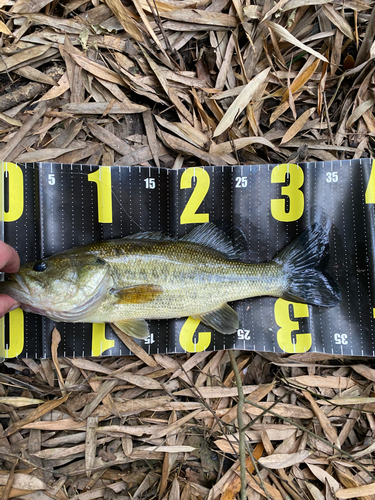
<box><xmin>1</xmin><ymin>159</ymin><xmax>375</xmax><ymax>359</ymax></box>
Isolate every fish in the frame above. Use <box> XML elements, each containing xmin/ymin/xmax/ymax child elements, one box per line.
<box><xmin>0</xmin><ymin>222</ymin><xmax>340</xmax><ymax>339</ymax></box>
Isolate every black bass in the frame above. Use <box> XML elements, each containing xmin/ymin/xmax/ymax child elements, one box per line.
<box><xmin>0</xmin><ymin>223</ymin><xmax>340</xmax><ymax>339</ymax></box>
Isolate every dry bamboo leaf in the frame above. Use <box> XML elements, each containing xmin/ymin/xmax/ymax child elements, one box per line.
<box><xmin>351</xmin><ymin>364</ymin><xmax>375</xmax><ymax>383</ymax></box>
<box><xmin>0</xmin><ymin>101</ymin><xmax>49</xmax><ymax>163</ymax></box>
<box><xmin>111</xmin><ymin>324</ymin><xmax>158</xmax><ymax>366</ymax></box>
<box><xmin>105</xmin><ymin>0</ymin><xmax>143</xmax><ymax>41</ymax></box>
<box><xmin>245</xmin><ymin>402</ymin><xmax>313</xmax><ymax>419</ymax></box>
<box><xmin>306</xmin><ymin>482</ymin><xmax>326</xmax><ymax>500</ymax></box>
<box><xmin>287</xmin><ymin>376</ymin><xmax>355</xmax><ymax>389</ymax></box>
<box><xmin>265</xmin><ymin>21</ymin><xmax>328</xmax><ymax>62</ymax></box>
<box><xmin>174</xmin><ymin>384</ymin><xmax>262</xmax><ymax>398</ymax></box>
<box><xmin>210</xmin><ymin>136</ymin><xmax>280</xmax><ymax>154</ymax></box>
<box><xmin>51</xmin><ymin>327</ymin><xmax>66</xmax><ymax>396</ymax></box>
<box><xmin>0</xmin><ymin>397</ymin><xmax>44</xmax><ymax>407</ymax></box>
<box><xmin>346</xmin><ymin>99</ymin><xmax>375</xmax><ymax>128</ymax></box>
<box><xmin>11</xmin><ymin>0</ymin><xmax>53</xmax><ymax>13</ymax></box>
<box><xmin>221</xmin><ymin>443</ymin><xmax>264</xmax><ymax>500</ymax></box>
<box><xmin>259</xmin><ymin>450</ymin><xmax>311</xmax><ymax>469</ymax></box>
<box><xmin>149</xmin><ymin>409</ymin><xmax>202</xmax><ymax>440</ymax></box>
<box><xmin>213</xmin><ymin>68</ymin><xmax>270</xmax><ymax>137</ymax></box>
<box><xmin>60</xmin><ymin>102</ymin><xmax>147</xmax><ymax>114</ymax></box>
<box><xmin>302</xmin><ymin>390</ymin><xmax>338</xmax><ymax>445</ymax></box>
<box><xmin>85</xmin><ymin>416</ymin><xmax>98</xmax><ymax>477</ymax></box>
<box><xmin>281</xmin><ymin>108</ymin><xmax>316</xmax><ymax>144</ymax></box>
<box><xmin>322</xmin><ymin>4</ymin><xmax>354</xmax><ymax>40</ymax></box>
<box><xmin>0</xmin><ymin>20</ymin><xmax>12</xmax><ymax>35</ymax></box>
<box><xmin>113</xmin><ymin>372</ymin><xmax>162</xmax><ymax>390</ymax></box>
<box><xmin>143</xmin><ymin>109</ymin><xmax>160</xmax><ymax>168</ymax></box>
<box><xmin>336</xmin><ymin>483</ymin><xmax>375</xmax><ymax>499</ymax></box>
<box><xmin>69</xmin><ymin>358</ymin><xmax>113</xmax><ymax>374</ymax></box>
<box><xmin>71</xmin><ymin>53</ymin><xmax>125</xmax><ymax>86</ymax></box>
<box><xmin>38</xmin><ymin>71</ymin><xmax>70</xmax><ymax>101</ymax></box>
<box><xmin>154</xmin><ymin>115</ymin><xmax>207</xmax><ymax>148</ymax></box>
<box><xmin>307</xmin><ymin>463</ymin><xmax>340</xmax><ymax>492</ymax></box>
<box><xmin>14</xmin><ymin>147</ymin><xmax>81</xmax><ymax>163</ymax></box>
<box><xmin>0</xmin><ymin>44</ymin><xmax>53</xmax><ymax>73</ymax></box>
<box><xmin>160</xmin><ymin>9</ymin><xmax>238</xmax><ymax>26</ymax></box>
<box><xmin>281</xmin><ymin>59</ymin><xmax>320</xmax><ymax>103</ymax></box>
<box><xmin>170</xmin><ymin>351</ymin><xmax>211</xmax><ymax>381</ymax></box>
<box><xmin>221</xmin><ymin>383</ymin><xmax>275</xmax><ymax>423</ymax></box>
<box><xmin>245</xmin><ymin>473</ymin><xmax>284</xmax><ymax>500</ymax></box>
<box><xmin>158</xmin><ymin>129</ymin><xmax>226</xmax><ymax>165</ymax></box>
<box><xmin>0</xmin><ymin>113</ymin><xmax>22</xmax><ymax>126</ymax></box>
<box><xmin>0</xmin><ymin>394</ymin><xmax>69</xmax><ymax>437</ymax></box>
<box><xmin>0</xmin><ymin>474</ymin><xmax>46</xmax><ymax>490</ymax></box>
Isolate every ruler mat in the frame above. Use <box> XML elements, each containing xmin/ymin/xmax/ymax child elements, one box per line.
<box><xmin>2</xmin><ymin>159</ymin><xmax>375</xmax><ymax>358</ymax></box>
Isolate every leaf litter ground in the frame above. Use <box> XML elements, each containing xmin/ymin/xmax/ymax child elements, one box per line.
<box><xmin>1</xmin><ymin>0</ymin><xmax>375</xmax><ymax>497</ymax></box>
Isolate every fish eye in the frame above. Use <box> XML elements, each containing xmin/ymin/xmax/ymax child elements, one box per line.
<box><xmin>33</xmin><ymin>261</ymin><xmax>47</xmax><ymax>272</ymax></box>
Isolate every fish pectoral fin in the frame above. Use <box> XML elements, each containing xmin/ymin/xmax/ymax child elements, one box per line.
<box><xmin>110</xmin><ymin>284</ymin><xmax>162</xmax><ymax>304</ymax></box>
<box><xmin>112</xmin><ymin>319</ymin><xmax>150</xmax><ymax>339</ymax></box>
<box><xmin>194</xmin><ymin>303</ymin><xmax>239</xmax><ymax>335</ymax></box>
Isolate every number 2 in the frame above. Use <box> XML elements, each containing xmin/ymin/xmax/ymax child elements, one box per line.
<box><xmin>180</xmin><ymin>167</ymin><xmax>210</xmax><ymax>224</ymax></box>
<box><xmin>179</xmin><ymin>317</ymin><xmax>211</xmax><ymax>352</ymax></box>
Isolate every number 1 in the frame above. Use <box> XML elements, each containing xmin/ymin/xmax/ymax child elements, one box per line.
<box><xmin>88</xmin><ymin>167</ymin><xmax>113</xmax><ymax>223</ymax></box>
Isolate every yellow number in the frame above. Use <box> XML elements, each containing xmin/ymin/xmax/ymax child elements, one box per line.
<box><xmin>88</xmin><ymin>166</ymin><xmax>113</xmax><ymax>223</ymax></box>
<box><xmin>5</xmin><ymin>308</ymin><xmax>24</xmax><ymax>358</ymax></box>
<box><xmin>271</xmin><ymin>164</ymin><xmax>304</xmax><ymax>222</ymax></box>
<box><xmin>180</xmin><ymin>167</ymin><xmax>210</xmax><ymax>224</ymax></box>
<box><xmin>179</xmin><ymin>317</ymin><xmax>211</xmax><ymax>353</ymax></box>
<box><xmin>3</xmin><ymin>162</ymin><xmax>24</xmax><ymax>222</ymax></box>
<box><xmin>275</xmin><ymin>299</ymin><xmax>311</xmax><ymax>353</ymax></box>
<box><xmin>365</xmin><ymin>159</ymin><xmax>375</xmax><ymax>203</ymax></box>
<box><xmin>91</xmin><ymin>323</ymin><xmax>115</xmax><ymax>356</ymax></box>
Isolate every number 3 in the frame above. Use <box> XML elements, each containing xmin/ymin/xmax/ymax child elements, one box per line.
<box><xmin>275</xmin><ymin>299</ymin><xmax>311</xmax><ymax>353</ymax></box>
<box><xmin>271</xmin><ymin>164</ymin><xmax>304</xmax><ymax>222</ymax></box>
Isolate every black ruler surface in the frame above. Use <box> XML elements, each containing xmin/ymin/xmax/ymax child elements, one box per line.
<box><xmin>2</xmin><ymin>159</ymin><xmax>375</xmax><ymax>358</ymax></box>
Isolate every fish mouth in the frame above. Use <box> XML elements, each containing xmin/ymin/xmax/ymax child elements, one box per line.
<box><xmin>0</xmin><ymin>274</ymin><xmax>31</xmax><ymax>304</ymax></box>
<box><xmin>6</xmin><ymin>273</ymin><xmax>28</xmax><ymax>293</ymax></box>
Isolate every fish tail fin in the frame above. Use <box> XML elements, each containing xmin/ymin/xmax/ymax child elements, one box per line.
<box><xmin>274</xmin><ymin>223</ymin><xmax>341</xmax><ymax>307</ymax></box>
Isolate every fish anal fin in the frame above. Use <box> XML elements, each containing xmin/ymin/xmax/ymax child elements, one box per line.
<box><xmin>112</xmin><ymin>319</ymin><xmax>150</xmax><ymax>339</ymax></box>
<box><xmin>194</xmin><ymin>303</ymin><xmax>239</xmax><ymax>335</ymax></box>
<box><xmin>111</xmin><ymin>284</ymin><xmax>162</xmax><ymax>304</ymax></box>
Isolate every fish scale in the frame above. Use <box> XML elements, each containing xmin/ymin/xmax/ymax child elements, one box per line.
<box><xmin>0</xmin><ymin>223</ymin><xmax>341</xmax><ymax>339</ymax></box>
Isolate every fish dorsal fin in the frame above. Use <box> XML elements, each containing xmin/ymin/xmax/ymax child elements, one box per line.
<box><xmin>121</xmin><ymin>232</ymin><xmax>174</xmax><ymax>242</ymax></box>
<box><xmin>194</xmin><ymin>303</ymin><xmax>239</xmax><ymax>335</ymax></box>
<box><xmin>180</xmin><ymin>223</ymin><xmax>241</xmax><ymax>259</ymax></box>
<box><xmin>112</xmin><ymin>319</ymin><xmax>150</xmax><ymax>339</ymax></box>
<box><xmin>110</xmin><ymin>284</ymin><xmax>162</xmax><ymax>304</ymax></box>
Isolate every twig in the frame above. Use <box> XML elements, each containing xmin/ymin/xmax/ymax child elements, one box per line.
<box><xmin>229</xmin><ymin>350</ymin><xmax>247</xmax><ymax>500</ymax></box>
